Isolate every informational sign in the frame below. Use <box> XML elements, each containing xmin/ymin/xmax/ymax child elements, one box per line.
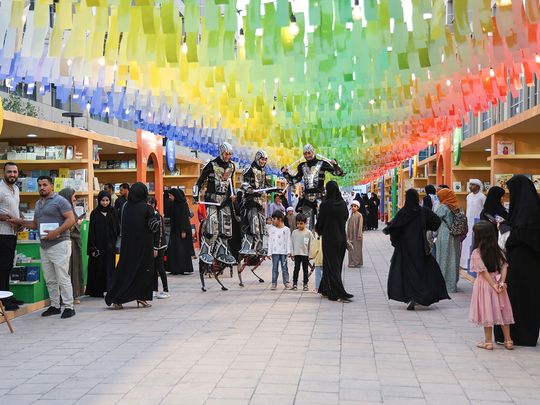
<box><xmin>452</xmin><ymin>127</ymin><xmax>462</xmax><ymax>166</ymax></box>
<box><xmin>165</xmin><ymin>138</ymin><xmax>176</xmax><ymax>172</ymax></box>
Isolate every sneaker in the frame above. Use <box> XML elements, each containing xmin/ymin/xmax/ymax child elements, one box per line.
<box><xmin>271</xmin><ymin>284</ymin><xmax>277</xmax><ymax>290</ymax></box>
<box><xmin>153</xmin><ymin>291</ymin><xmax>158</xmax><ymax>299</ymax></box>
<box><xmin>284</xmin><ymin>283</ymin><xmax>291</xmax><ymax>289</ymax></box>
<box><xmin>292</xmin><ymin>284</ymin><xmax>298</xmax><ymax>290</ymax></box>
<box><xmin>41</xmin><ymin>306</ymin><xmax>61</xmax><ymax>317</ymax></box>
<box><xmin>157</xmin><ymin>292</ymin><xmax>170</xmax><ymax>299</ymax></box>
<box><xmin>303</xmin><ymin>285</ymin><xmax>309</xmax><ymax>291</ymax></box>
<box><xmin>61</xmin><ymin>308</ymin><xmax>76</xmax><ymax>319</ymax></box>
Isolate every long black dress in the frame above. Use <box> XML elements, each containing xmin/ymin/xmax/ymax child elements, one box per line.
<box><xmin>384</xmin><ymin>189</ymin><xmax>450</xmax><ymax>307</ymax></box>
<box><xmin>494</xmin><ymin>175</ymin><xmax>540</xmax><ymax>346</ymax></box>
<box><xmin>315</xmin><ymin>181</ymin><xmax>353</xmax><ymax>301</ymax></box>
<box><xmin>105</xmin><ymin>183</ymin><xmax>159</xmax><ymax>305</ymax></box>
<box><xmin>167</xmin><ymin>189</ymin><xmax>194</xmax><ymax>275</ymax></box>
<box><xmin>86</xmin><ymin>191</ymin><xmax>118</xmax><ymax>297</ymax></box>
<box><xmin>368</xmin><ymin>197</ymin><xmax>379</xmax><ymax>229</ymax></box>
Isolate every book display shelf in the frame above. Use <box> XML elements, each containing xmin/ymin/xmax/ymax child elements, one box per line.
<box><xmin>0</xmin><ymin>112</ymin><xmax>202</xmax><ymax>311</ymax></box>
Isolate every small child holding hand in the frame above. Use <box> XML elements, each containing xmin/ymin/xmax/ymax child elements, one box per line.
<box><xmin>469</xmin><ymin>221</ymin><xmax>514</xmax><ymax>350</ymax></box>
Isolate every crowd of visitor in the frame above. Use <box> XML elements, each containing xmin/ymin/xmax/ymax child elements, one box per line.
<box><xmin>2</xmin><ymin>159</ymin><xmax>539</xmax><ymax>347</ymax></box>
<box><xmin>385</xmin><ymin>175</ymin><xmax>540</xmax><ymax>348</ymax></box>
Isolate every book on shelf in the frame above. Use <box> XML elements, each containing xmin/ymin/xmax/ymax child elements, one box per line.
<box><xmin>496</xmin><ymin>140</ymin><xmax>515</xmax><ymax>155</ymax></box>
<box><xmin>128</xmin><ymin>159</ymin><xmax>136</xmax><ymax>169</ymax></box>
<box><xmin>120</xmin><ymin>161</ymin><xmax>129</xmax><ymax>169</ymax></box>
<box><xmin>45</xmin><ymin>146</ymin><xmax>66</xmax><ymax>160</ymax></box>
<box><xmin>494</xmin><ymin>174</ymin><xmax>513</xmax><ymax>189</ymax></box>
<box><xmin>532</xmin><ymin>175</ymin><xmax>540</xmax><ymax>191</ymax></box>
<box><xmin>0</xmin><ymin>142</ymin><xmax>8</xmax><ymax>159</ymax></box>
<box><xmin>53</xmin><ymin>178</ymin><xmax>66</xmax><ymax>193</ymax></box>
<box><xmin>59</xmin><ymin>168</ymin><xmax>70</xmax><ymax>178</ymax></box>
<box><xmin>93</xmin><ymin>177</ymin><xmax>100</xmax><ymax>191</ymax></box>
<box><xmin>93</xmin><ymin>145</ymin><xmax>100</xmax><ymax>162</ymax></box>
<box><xmin>484</xmin><ymin>181</ymin><xmax>491</xmax><ymax>191</ymax></box>
<box><xmin>453</xmin><ymin>182</ymin><xmax>462</xmax><ymax>192</ymax></box>
<box><xmin>99</xmin><ymin>161</ymin><xmax>108</xmax><ymax>169</ymax></box>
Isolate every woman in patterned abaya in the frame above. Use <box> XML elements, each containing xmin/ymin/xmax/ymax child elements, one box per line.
<box><xmin>435</xmin><ymin>189</ymin><xmax>461</xmax><ymax>293</ymax></box>
<box><xmin>494</xmin><ymin>175</ymin><xmax>540</xmax><ymax>346</ymax></box>
<box><xmin>58</xmin><ymin>188</ymin><xmax>84</xmax><ymax>302</ymax></box>
<box><xmin>316</xmin><ymin>181</ymin><xmax>353</xmax><ymax>302</ymax></box>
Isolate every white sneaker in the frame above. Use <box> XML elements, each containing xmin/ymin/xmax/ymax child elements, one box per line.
<box><xmin>153</xmin><ymin>291</ymin><xmax>158</xmax><ymax>299</ymax></box>
<box><xmin>157</xmin><ymin>292</ymin><xmax>170</xmax><ymax>299</ymax></box>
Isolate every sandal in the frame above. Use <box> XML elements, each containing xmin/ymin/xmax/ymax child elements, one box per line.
<box><xmin>111</xmin><ymin>303</ymin><xmax>123</xmax><ymax>310</ymax></box>
<box><xmin>504</xmin><ymin>340</ymin><xmax>514</xmax><ymax>350</ymax></box>
<box><xmin>476</xmin><ymin>342</ymin><xmax>493</xmax><ymax>350</ymax></box>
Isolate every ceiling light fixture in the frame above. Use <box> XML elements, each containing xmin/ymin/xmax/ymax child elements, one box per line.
<box><xmin>289</xmin><ymin>14</ymin><xmax>300</xmax><ymax>37</ymax></box>
<box><xmin>238</xmin><ymin>28</ymin><xmax>245</xmax><ymax>47</ymax></box>
<box><xmin>352</xmin><ymin>0</ymin><xmax>362</xmax><ymax>21</ymax></box>
<box><xmin>27</xmin><ymin>134</ymin><xmax>38</xmax><ymax>138</ymax></box>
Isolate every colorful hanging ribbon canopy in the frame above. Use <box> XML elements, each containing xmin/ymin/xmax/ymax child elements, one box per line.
<box><xmin>1</xmin><ymin>0</ymin><xmax>539</xmax><ymax>184</ymax></box>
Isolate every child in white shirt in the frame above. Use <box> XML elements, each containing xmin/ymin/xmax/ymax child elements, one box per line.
<box><xmin>267</xmin><ymin>210</ymin><xmax>291</xmax><ymax>290</ymax></box>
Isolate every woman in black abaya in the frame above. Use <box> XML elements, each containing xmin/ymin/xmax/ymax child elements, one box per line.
<box><xmin>315</xmin><ymin>181</ymin><xmax>353</xmax><ymax>302</ymax></box>
<box><xmin>167</xmin><ymin>188</ymin><xmax>194</xmax><ymax>275</ymax></box>
<box><xmin>105</xmin><ymin>183</ymin><xmax>159</xmax><ymax>308</ymax></box>
<box><xmin>86</xmin><ymin>191</ymin><xmax>118</xmax><ymax>297</ymax></box>
<box><xmin>494</xmin><ymin>175</ymin><xmax>540</xmax><ymax>346</ymax></box>
<box><xmin>355</xmin><ymin>193</ymin><xmax>368</xmax><ymax>230</ymax></box>
<box><xmin>383</xmin><ymin>189</ymin><xmax>450</xmax><ymax>310</ymax></box>
<box><xmin>367</xmin><ymin>194</ymin><xmax>379</xmax><ymax>230</ymax></box>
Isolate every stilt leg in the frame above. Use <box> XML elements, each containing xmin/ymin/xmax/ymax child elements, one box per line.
<box><xmin>199</xmin><ymin>262</ymin><xmax>207</xmax><ymax>292</ymax></box>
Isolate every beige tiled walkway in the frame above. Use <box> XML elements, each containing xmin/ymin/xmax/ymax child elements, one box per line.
<box><xmin>1</xmin><ymin>230</ymin><xmax>539</xmax><ymax>405</ymax></box>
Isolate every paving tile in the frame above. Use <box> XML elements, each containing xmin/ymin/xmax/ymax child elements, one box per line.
<box><xmin>3</xmin><ymin>230</ymin><xmax>539</xmax><ymax>405</ymax></box>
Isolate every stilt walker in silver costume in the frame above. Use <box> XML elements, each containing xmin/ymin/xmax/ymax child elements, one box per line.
<box><xmin>237</xmin><ymin>150</ymin><xmax>278</xmax><ymax>287</ymax></box>
<box><xmin>281</xmin><ymin>144</ymin><xmax>345</xmax><ymax>230</ymax></box>
<box><xmin>193</xmin><ymin>142</ymin><xmax>237</xmax><ymax>291</ymax></box>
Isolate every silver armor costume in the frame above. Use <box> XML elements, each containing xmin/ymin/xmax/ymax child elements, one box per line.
<box><xmin>282</xmin><ymin>144</ymin><xmax>345</xmax><ymax>229</ymax></box>
<box><xmin>239</xmin><ymin>150</ymin><xmax>273</xmax><ymax>256</ymax></box>
<box><xmin>193</xmin><ymin>144</ymin><xmax>237</xmax><ymax>266</ymax></box>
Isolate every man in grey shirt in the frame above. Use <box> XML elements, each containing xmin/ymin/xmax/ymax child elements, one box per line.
<box><xmin>10</xmin><ymin>176</ymin><xmax>76</xmax><ymax>318</ymax></box>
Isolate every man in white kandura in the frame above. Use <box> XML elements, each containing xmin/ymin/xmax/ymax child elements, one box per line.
<box><xmin>460</xmin><ymin>179</ymin><xmax>486</xmax><ymax>269</ymax></box>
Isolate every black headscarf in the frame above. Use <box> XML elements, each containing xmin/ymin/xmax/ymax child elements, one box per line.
<box><xmin>507</xmin><ymin>175</ymin><xmax>540</xmax><ymax>229</ymax></box>
<box><xmin>386</xmin><ymin>189</ymin><xmax>421</xmax><ymax>230</ymax></box>
<box><xmin>481</xmin><ymin>186</ymin><xmax>507</xmax><ymax>220</ymax></box>
<box><xmin>506</xmin><ymin>175</ymin><xmax>540</xmax><ymax>254</ymax></box>
<box><xmin>425</xmin><ymin>185</ymin><xmax>436</xmax><ymax>195</ymax></box>
<box><xmin>354</xmin><ymin>192</ymin><xmax>367</xmax><ymax>217</ymax></box>
<box><xmin>325</xmin><ymin>181</ymin><xmax>343</xmax><ymax>203</ymax></box>
<box><xmin>96</xmin><ymin>190</ymin><xmax>114</xmax><ymax>213</ymax></box>
<box><xmin>423</xmin><ymin>185</ymin><xmax>437</xmax><ymax>210</ymax></box>
<box><xmin>128</xmin><ymin>182</ymin><xmax>148</xmax><ymax>203</ymax></box>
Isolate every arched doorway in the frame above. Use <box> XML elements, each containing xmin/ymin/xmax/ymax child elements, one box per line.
<box><xmin>136</xmin><ymin>130</ymin><xmax>164</xmax><ymax>213</ymax></box>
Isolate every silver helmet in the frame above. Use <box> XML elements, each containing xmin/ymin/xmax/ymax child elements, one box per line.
<box><xmin>303</xmin><ymin>144</ymin><xmax>315</xmax><ymax>157</ymax></box>
<box><xmin>219</xmin><ymin>142</ymin><xmax>233</xmax><ymax>159</ymax></box>
<box><xmin>254</xmin><ymin>149</ymin><xmax>268</xmax><ymax>166</ymax></box>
